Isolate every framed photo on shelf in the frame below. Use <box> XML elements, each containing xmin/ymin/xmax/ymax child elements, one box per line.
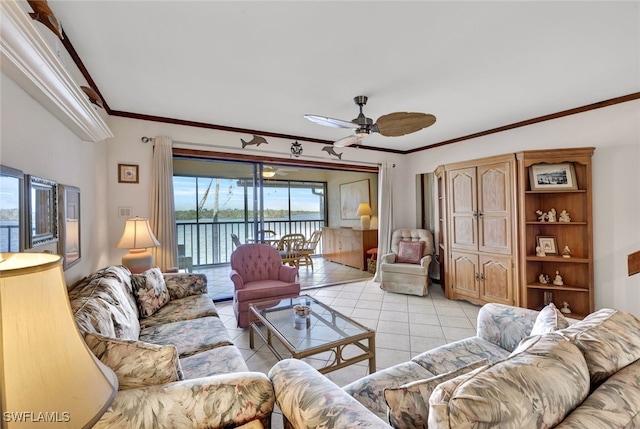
<box><xmin>118</xmin><ymin>164</ymin><xmax>139</xmax><ymax>184</ymax></box>
<box><xmin>536</xmin><ymin>235</ymin><xmax>558</xmax><ymax>255</ymax></box>
<box><xmin>529</xmin><ymin>162</ymin><xmax>577</xmax><ymax>191</ymax></box>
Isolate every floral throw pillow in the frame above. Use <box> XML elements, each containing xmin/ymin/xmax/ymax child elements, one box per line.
<box><xmin>530</xmin><ymin>302</ymin><xmax>570</xmax><ymax>336</ymax></box>
<box><xmin>85</xmin><ymin>332</ymin><xmax>183</xmax><ymax>390</ymax></box>
<box><xmin>131</xmin><ymin>267</ymin><xmax>171</xmax><ymax>318</ymax></box>
<box><xmin>397</xmin><ymin>240</ymin><xmax>425</xmax><ymax>264</ymax></box>
<box><xmin>384</xmin><ymin>359</ymin><xmax>488</xmax><ymax>429</ymax></box>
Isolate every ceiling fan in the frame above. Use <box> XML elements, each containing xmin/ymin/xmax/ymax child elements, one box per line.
<box><xmin>304</xmin><ymin>96</ymin><xmax>436</xmax><ymax>147</ymax></box>
<box><xmin>263</xmin><ymin>166</ymin><xmax>299</xmax><ymax>178</ymax></box>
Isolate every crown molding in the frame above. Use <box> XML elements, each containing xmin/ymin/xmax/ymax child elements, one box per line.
<box><xmin>0</xmin><ymin>0</ymin><xmax>113</xmax><ymax>142</ymax></box>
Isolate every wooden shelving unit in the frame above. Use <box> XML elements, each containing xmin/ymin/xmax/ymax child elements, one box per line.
<box><xmin>516</xmin><ymin>148</ymin><xmax>595</xmax><ymax>318</ymax></box>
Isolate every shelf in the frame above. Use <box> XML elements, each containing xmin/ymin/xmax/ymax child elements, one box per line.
<box><xmin>526</xmin><ymin>256</ymin><xmax>590</xmax><ymax>263</ymax></box>
<box><xmin>527</xmin><ymin>283</ymin><xmax>589</xmax><ymax>292</ymax></box>
<box><xmin>525</xmin><ymin>221</ymin><xmax>587</xmax><ymax>226</ymax></box>
<box><xmin>525</xmin><ymin>190</ymin><xmax>587</xmax><ymax>194</ymax></box>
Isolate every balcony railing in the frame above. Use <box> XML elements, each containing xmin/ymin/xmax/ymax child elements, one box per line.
<box><xmin>176</xmin><ymin>219</ymin><xmax>325</xmax><ymax>267</ymax></box>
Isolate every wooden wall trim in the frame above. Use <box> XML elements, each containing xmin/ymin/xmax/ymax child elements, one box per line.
<box><xmin>172</xmin><ymin>148</ymin><xmax>379</xmax><ymax>173</ymax></box>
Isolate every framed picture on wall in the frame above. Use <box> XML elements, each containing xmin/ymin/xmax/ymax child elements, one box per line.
<box><xmin>118</xmin><ymin>164</ymin><xmax>139</xmax><ymax>183</ymax></box>
<box><xmin>58</xmin><ymin>184</ymin><xmax>81</xmax><ymax>270</ymax></box>
<box><xmin>340</xmin><ymin>179</ymin><xmax>370</xmax><ymax>219</ymax></box>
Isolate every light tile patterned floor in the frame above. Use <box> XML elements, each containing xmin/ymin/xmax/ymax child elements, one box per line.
<box><xmin>213</xmin><ymin>279</ymin><xmax>481</xmax><ymax>428</ymax></box>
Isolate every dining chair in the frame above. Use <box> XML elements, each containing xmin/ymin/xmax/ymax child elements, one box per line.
<box><xmin>276</xmin><ymin>233</ymin><xmax>305</xmax><ymax>268</ymax></box>
<box><xmin>297</xmin><ymin>230</ymin><xmax>322</xmax><ymax>270</ymax></box>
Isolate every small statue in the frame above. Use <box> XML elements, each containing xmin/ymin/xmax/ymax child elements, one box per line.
<box><xmin>562</xmin><ymin>246</ymin><xmax>572</xmax><ymax>258</ymax></box>
<box><xmin>536</xmin><ymin>246</ymin><xmax>546</xmax><ymax>257</ymax></box>
<box><xmin>560</xmin><ymin>301</ymin><xmax>572</xmax><ymax>314</ymax></box>
<box><xmin>539</xmin><ymin>273</ymin><xmax>549</xmax><ymax>284</ymax></box>
<box><xmin>559</xmin><ymin>210</ymin><xmax>571</xmax><ymax>222</ymax></box>
<box><xmin>536</xmin><ymin>210</ymin><xmax>548</xmax><ymax>222</ymax></box>
<box><xmin>553</xmin><ymin>271</ymin><xmax>564</xmax><ymax>286</ymax></box>
<box><xmin>547</xmin><ymin>208</ymin><xmax>557</xmax><ymax>222</ymax></box>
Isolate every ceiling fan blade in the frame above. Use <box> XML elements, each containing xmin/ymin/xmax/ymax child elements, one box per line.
<box><xmin>304</xmin><ymin>114</ymin><xmax>359</xmax><ymax>129</ymax></box>
<box><xmin>334</xmin><ymin>134</ymin><xmax>363</xmax><ymax>148</ymax></box>
<box><xmin>375</xmin><ymin>112</ymin><xmax>436</xmax><ymax>137</ymax></box>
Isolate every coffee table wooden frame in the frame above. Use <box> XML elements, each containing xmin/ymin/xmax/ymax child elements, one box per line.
<box><xmin>249</xmin><ymin>295</ymin><xmax>376</xmax><ymax>374</ymax></box>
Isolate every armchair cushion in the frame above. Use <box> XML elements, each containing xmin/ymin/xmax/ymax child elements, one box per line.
<box><xmin>396</xmin><ymin>240</ymin><xmax>425</xmax><ymax>264</ymax></box>
<box><xmin>85</xmin><ymin>333</ymin><xmax>183</xmax><ymax>390</ymax></box>
<box><xmin>132</xmin><ymin>268</ymin><xmax>171</xmax><ymax>318</ymax></box>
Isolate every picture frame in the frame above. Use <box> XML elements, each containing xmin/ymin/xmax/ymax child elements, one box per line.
<box><xmin>529</xmin><ymin>162</ymin><xmax>577</xmax><ymax>191</ymax></box>
<box><xmin>118</xmin><ymin>163</ymin><xmax>139</xmax><ymax>183</ymax></box>
<box><xmin>58</xmin><ymin>184</ymin><xmax>81</xmax><ymax>270</ymax></box>
<box><xmin>536</xmin><ymin>235</ymin><xmax>558</xmax><ymax>255</ymax></box>
<box><xmin>25</xmin><ymin>174</ymin><xmax>58</xmax><ymax>248</ymax></box>
<box><xmin>340</xmin><ymin>179</ymin><xmax>370</xmax><ymax>220</ymax></box>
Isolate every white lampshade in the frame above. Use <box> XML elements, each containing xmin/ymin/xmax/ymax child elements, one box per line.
<box><xmin>116</xmin><ymin>217</ymin><xmax>160</xmax><ymax>273</ymax></box>
<box><xmin>0</xmin><ymin>252</ymin><xmax>118</xmax><ymax>428</ymax></box>
<box><xmin>356</xmin><ymin>203</ymin><xmax>372</xmax><ymax>229</ymax></box>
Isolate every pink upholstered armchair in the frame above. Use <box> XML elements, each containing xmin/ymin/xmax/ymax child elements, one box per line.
<box><xmin>230</xmin><ymin>243</ymin><xmax>301</xmax><ymax>328</ymax></box>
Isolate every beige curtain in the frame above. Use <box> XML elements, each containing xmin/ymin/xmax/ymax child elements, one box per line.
<box><xmin>373</xmin><ymin>162</ymin><xmax>394</xmax><ymax>282</ymax></box>
<box><xmin>150</xmin><ymin>136</ymin><xmax>177</xmax><ymax>271</ymax></box>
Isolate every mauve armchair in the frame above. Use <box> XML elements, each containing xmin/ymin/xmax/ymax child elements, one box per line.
<box><xmin>230</xmin><ymin>243</ymin><xmax>301</xmax><ymax>328</ymax></box>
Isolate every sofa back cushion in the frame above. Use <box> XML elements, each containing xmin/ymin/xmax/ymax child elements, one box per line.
<box><xmin>428</xmin><ymin>333</ymin><xmax>590</xmax><ymax>429</ymax></box>
<box><xmin>69</xmin><ymin>266</ymin><xmax>140</xmax><ymax>340</ymax></box>
<box><xmin>557</xmin><ymin>308</ymin><xmax>640</xmax><ymax>385</ymax></box>
<box><xmin>530</xmin><ymin>302</ymin><xmax>569</xmax><ymax>335</ymax></box>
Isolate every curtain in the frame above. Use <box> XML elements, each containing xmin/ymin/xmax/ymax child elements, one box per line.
<box><xmin>373</xmin><ymin>162</ymin><xmax>394</xmax><ymax>282</ymax></box>
<box><xmin>150</xmin><ymin>136</ymin><xmax>177</xmax><ymax>272</ymax></box>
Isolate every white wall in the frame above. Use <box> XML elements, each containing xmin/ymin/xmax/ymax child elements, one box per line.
<box><xmin>0</xmin><ymin>72</ymin><xmax>111</xmax><ymax>286</ymax></box>
<box><xmin>394</xmin><ymin>100</ymin><xmax>640</xmax><ymax>315</ymax></box>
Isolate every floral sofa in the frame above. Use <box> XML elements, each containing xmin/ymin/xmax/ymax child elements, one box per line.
<box><xmin>269</xmin><ymin>303</ymin><xmax>640</xmax><ymax>428</ymax></box>
<box><xmin>68</xmin><ymin>265</ymin><xmax>274</xmax><ymax>428</ymax></box>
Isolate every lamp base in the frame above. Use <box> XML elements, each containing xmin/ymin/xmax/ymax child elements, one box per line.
<box><xmin>122</xmin><ymin>249</ymin><xmax>154</xmax><ymax>274</ymax></box>
<box><xmin>360</xmin><ymin>215</ymin><xmax>371</xmax><ymax>230</ymax></box>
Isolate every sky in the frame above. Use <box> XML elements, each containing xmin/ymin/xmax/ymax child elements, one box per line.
<box><xmin>173</xmin><ymin>176</ymin><xmax>322</xmax><ymax>212</ymax></box>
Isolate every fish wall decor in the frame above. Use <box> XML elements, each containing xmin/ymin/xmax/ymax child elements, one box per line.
<box><xmin>241</xmin><ymin>135</ymin><xmax>268</xmax><ymax>148</ymax></box>
<box><xmin>322</xmin><ymin>146</ymin><xmax>343</xmax><ymax>159</ymax></box>
<box><xmin>27</xmin><ymin>0</ymin><xmax>63</xmax><ymax>39</ymax></box>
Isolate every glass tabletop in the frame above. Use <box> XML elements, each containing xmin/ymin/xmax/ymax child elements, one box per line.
<box><xmin>250</xmin><ymin>295</ymin><xmax>373</xmax><ymax>353</ymax></box>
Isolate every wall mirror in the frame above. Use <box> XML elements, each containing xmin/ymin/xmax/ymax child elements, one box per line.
<box><xmin>0</xmin><ymin>165</ymin><xmax>25</xmax><ymax>252</ymax></box>
<box><xmin>58</xmin><ymin>184</ymin><xmax>81</xmax><ymax>270</ymax></box>
<box><xmin>26</xmin><ymin>175</ymin><xmax>58</xmax><ymax>248</ymax></box>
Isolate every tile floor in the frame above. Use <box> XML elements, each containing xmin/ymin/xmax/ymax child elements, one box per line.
<box><xmin>213</xmin><ymin>278</ymin><xmax>481</xmax><ymax>428</ymax></box>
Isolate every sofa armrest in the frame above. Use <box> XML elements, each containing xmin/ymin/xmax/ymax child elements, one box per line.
<box><xmin>94</xmin><ymin>372</ymin><xmax>274</xmax><ymax>429</ymax></box>
<box><xmin>278</xmin><ymin>264</ymin><xmax>298</xmax><ymax>283</ymax></box>
<box><xmin>380</xmin><ymin>253</ymin><xmax>396</xmax><ymax>264</ymax></box>
<box><xmin>162</xmin><ymin>273</ymin><xmax>207</xmax><ymax>300</ymax></box>
<box><xmin>268</xmin><ymin>359</ymin><xmax>391</xmax><ymax>429</ymax></box>
<box><xmin>230</xmin><ymin>269</ymin><xmax>245</xmax><ymax>290</ymax></box>
<box><xmin>476</xmin><ymin>303</ymin><xmax>540</xmax><ymax>352</ymax></box>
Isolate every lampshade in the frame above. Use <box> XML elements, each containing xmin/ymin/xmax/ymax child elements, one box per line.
<box><xmin>116</xmin><ymin>217</ymin><xmax>160</xmax><ymax>273</ymax></box>
<box><xmin>357</xmin><ymin>203</ymin><xmax>373</xmax><ymax>230</ymax></box>
<box><xmin>356</xmin><ymin>203</ymin><xmax>372</xmax><ymax>217</ymax></box>
<box><xmin>0</xmin><ymin>252</ymin><xmax>118</xmax><ymax>428</ymax></box>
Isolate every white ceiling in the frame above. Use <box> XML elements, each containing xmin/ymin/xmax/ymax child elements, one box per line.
<box><xmin>48</xmin><ymin>1</ymin><xmax>639</xmax><ymax>153</ymax></box>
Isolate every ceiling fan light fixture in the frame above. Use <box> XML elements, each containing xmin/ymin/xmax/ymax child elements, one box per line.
<box><xmin>262</xmin><ymin>170</ymin><xmax>276</xmax><ymax>178</ymax></box>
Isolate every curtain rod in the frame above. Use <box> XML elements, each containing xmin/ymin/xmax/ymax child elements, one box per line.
<box><xmin>141</xmin><ymin>136</ymin><xmax>381</xmax><ymax>167</ymax></box>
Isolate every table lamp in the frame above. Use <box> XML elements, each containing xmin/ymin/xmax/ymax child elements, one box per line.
<box><xmin>116</xmin><ymin>216</ymin><xmax>160</xmax><ymax>273</ymax></box>
<box><xmin>0</xmin><ymin>252</ymin><xmax>118</xmax><ymax>428</ymax></box>
<box><xmin>357</xmin><ymin>203</ymin><xmax>373</xmax><ymax>229</ymax></box>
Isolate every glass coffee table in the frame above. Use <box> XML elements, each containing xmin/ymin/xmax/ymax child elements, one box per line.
<box><xmin>249</xmin><ymin>295</ymin><xmax>376</xmax><ymax>374</ymax></box>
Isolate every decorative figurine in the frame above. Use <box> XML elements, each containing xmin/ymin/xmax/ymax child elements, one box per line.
<box><xmin>536</xmin><ymin>210</ymin><xmax>548</xmax><ymax>222</ymax></box>
<box><xmin>547</xmin><ymin>208</ymin><xmax>557</xmax><ymax>222</ymax></box>
<box><xmin>553</xmin><ymin>271</ymin><xmax>564</xmax><ymax>286</ymax></box>
<box><xmin>539</xmin><ymin>273</ymin><xmax>549</xmax><ymax>284</ymax></box>
<box><xmin>559</xmin><ymin>210</ymin><xmax>571</xmax><ymax>222</ymax></box>
<box><xmin>536</xmin><ymin>246</ymin><xmax>546</xmax><ymax>257</ymax></box>
<box><xmin>562</xmin><ymin>246</ymin><xmax>572</xmax><ymax>258</ymax></box>
<box><xmin>560</xmin><ymin>302</ymin><xmax>572</xmax><ymax>314</ymax></box>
